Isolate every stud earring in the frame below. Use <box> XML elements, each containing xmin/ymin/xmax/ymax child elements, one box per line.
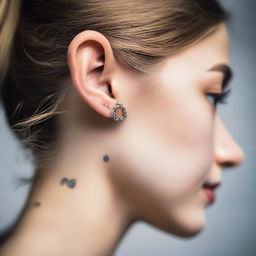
<box><xmin>110</xmin><ymin>103</ymin><xmax>128</xmax><ymax>122</ymax></box>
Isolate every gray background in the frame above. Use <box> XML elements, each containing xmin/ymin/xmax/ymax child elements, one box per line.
<box><xmin>0</xmin><ymin>1</ymin><xmax>255</xmax><ymax>255</ymax></box>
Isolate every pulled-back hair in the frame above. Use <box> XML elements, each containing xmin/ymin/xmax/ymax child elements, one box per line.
<box><xmin>0</xmin><ymin>0</ymin><xmax>229</xmax><ymax>181</ymax></box>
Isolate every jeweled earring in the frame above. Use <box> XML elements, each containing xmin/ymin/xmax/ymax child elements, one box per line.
<box><xmin>110</xmin><ymin>103</ymin><xmax>128</xmax><ymax>122</ymax></box>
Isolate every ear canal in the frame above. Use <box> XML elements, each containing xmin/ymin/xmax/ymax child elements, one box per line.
<box><xmin>108</xmin><ymin>83</ymin><xmax>115</xmax><ymax>98</ymax></box>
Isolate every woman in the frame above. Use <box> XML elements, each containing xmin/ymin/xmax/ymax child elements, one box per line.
<box><xmin>0</xmin><ymin>0</ymin><xmax>244</xmax><ymax>255</ymax></box>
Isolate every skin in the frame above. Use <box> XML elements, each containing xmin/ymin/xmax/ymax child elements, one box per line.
<box><xmin>1</xmin><ymin>23</ymin><xmax>244</xmax><ymax>256</ymax></box>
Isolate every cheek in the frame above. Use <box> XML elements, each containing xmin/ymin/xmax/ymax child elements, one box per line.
<box><xmin>108</xmin><ymin>80</ymin><xmax>214</xmax><ymax>222</ymax></box>
<box><xmin>109</xmin><ymin>112</ymin><xmax>213</xmax><ymax>212</ymax></box>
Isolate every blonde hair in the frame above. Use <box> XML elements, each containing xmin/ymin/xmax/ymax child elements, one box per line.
<box><xmin>0</xmin><ymin>0</ymin><xmax>21</xmax><ymax>79</ymax></box>
<box><xmin>0</xmin><ymin>0</ymin><xmax>229</xmax><ymax>180</ymax></box>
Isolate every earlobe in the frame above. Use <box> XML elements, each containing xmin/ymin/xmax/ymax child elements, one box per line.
<box><xmin>67</xmin><ymin>30</ymin><xmax>118</xmax><ymax>119</ymax></box>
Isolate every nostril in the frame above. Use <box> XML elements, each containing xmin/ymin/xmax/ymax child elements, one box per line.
<box><xmin>222</xmin><ymin>162</ymin><xmax>235</xmax><ymax>168</ymax></box>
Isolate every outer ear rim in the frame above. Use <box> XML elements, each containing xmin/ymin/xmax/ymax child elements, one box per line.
<box><xmin>66</xmin><ymin>30</ymin><xmax>118</xmax><ymax>119</ymax></box>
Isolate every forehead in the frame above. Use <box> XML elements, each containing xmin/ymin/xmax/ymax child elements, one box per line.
<box><xmin>159</xmin><ymin>23</ymin><xmax>230</xmax><ymax>78</ymax></box>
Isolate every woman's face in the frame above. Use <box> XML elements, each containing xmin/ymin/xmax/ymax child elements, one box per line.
<box><xmin>108</xmin><ymin>23</ymin><xmax>244</xmax><ymax>237</ymax></box>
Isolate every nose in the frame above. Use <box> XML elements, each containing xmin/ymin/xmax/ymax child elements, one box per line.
<box><xmin>214</xmin><ymin>116</ymin><xmax>245</xmax><ymax>168</ymax></box>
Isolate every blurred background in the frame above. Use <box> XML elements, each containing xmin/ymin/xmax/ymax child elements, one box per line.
<box><xmin>0</xmin><ymin>0</ymin><xmax>255</xmax><ymax>255</ymax></box>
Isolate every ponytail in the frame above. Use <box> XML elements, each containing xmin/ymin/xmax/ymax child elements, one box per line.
<box><xmin>0</xmin><ymin>0</ymin><xmax>22</xmax><ymax>84</ymax></box>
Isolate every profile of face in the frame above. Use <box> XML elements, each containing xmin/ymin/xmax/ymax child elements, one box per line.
<box><xmin>67</xmin><ymin>23</ymin><xmax>244</xmax><ymax>238</ymax></box>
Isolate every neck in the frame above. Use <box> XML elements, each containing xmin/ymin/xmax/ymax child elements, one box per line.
<box><xmin>1</xmin><ymin>132</ymin><xmax>135</xmax><ymax>256</ymax></box>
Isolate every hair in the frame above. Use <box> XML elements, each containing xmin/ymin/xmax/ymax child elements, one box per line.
<box><xmin>0</xmin><ymin>0</ymin><xmax>230</xmax><ymax>245</ymax></box>
<box><xmin>0</xmin><ymin>0</ymin><xmax>229</xmax><ymax>184</ymax></box>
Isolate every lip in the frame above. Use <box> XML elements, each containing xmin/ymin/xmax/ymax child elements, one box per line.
<box><xmin>203</xmin><ymin>187</ymin><xmax>215</xmax><ymax>204</ymax></box>
<box><xmin>202</xmin><ymin>181</ymin><xmax>221</xmax><ymax>204</ymax></box>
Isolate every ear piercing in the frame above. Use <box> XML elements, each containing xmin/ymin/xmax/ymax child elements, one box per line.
<box><xmin>110</xmin><ymin>103</ymin><xmax>128</xmax><ymax>122</ymax></box>
<box><xmin>103</xmin><ymin>102</ymin><xmax>128</xmax><ymax>122</ymax></box>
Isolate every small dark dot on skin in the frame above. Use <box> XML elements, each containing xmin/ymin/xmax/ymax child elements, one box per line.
<box><xmin>68</xmin><ymin>179</ymin><xmax>76</xmax><ymax>188</ymax></box>
<box><xmin>60</xmin><ymin>177</ymin><xmax>69</xmax><ymax>185</ymax></box>
<box><xmin>60</xmin><ymin>177</ymin><xmax>77</xmax><ymax>189</ymax></box>
<box><xmin>32</xmin><ymin>201</ymin><xmax>41</xmax><ymax>207</ymax></box>
<box><xmin>103</xmin><ymin>155</ymin><xmax>110</xmax><ymax>162</ymax></box>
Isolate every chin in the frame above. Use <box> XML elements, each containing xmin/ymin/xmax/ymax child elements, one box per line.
<box><xmin>159</xmin><ymin>208</ymin><xmax>206</xmax><ymax>238</ymax></box>
<box><xmin>170</xmin><ymin>224</ymin><xmax>205</xmax><ymax>238</ymax></box>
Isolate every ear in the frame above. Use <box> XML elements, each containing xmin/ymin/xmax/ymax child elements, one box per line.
<box><xmin>67</xmin><ymin>30</ymin><xmax>119</xmax><ymax>119</ymax></box>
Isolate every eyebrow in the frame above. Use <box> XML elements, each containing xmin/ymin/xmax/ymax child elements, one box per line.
<box><xmin>208</xmin><ymin>64</ymin><xmax>233</xmax><ymax>91</ymax></box>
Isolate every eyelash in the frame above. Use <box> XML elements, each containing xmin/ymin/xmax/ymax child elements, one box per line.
<box><xmin>206</xmin><ymin>89</ymin><xmax>232</xmax><ymax>107</ymax></box>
